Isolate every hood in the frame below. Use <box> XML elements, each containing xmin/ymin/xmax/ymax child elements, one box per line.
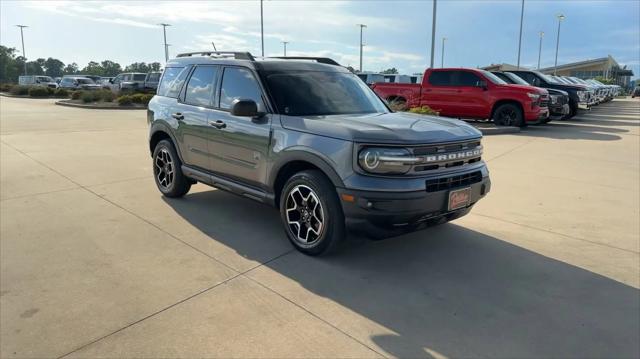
<box><xmin>498</xmin><ymin>83</ymin><xmax>548</xmax><ymax>95</ymax></box>
<box><xmin>279</xmin><ymin>112</ymin><xmax>481</xmax><ymax>144</ymax></box>
<box><xmin>546</xmin><ymin>88</ymin><xmax>569</xmax><ymax>96</ymax></box>
<box><xmin>551</xmin><ymin>83</ymin><xmax>588</xmax><ymax>91</ymax></box>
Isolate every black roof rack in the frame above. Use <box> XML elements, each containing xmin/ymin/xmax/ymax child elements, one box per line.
<box><xmin>176</xmin><ymin>51</ymin><xmax>255</xmax><ymax>61</ymax></box>
<box><xmin>269</xmin><ymin>56</ymin><xmax>341</xmax><ymax>66</ymax></box>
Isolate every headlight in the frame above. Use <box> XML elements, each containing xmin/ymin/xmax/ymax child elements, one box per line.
<box><xmin>358</xmin><ymin>147</ymin><xmax>418</xmax><ymax>174</ymax></box>
<box><xmin>577</xmin><ymin>90</ymin><xmax>587</xmax><ymax>102</ymax></box>
<box><xmin>527</xmin><ymin>93</ymin><xmax>540</xmax><ymax>101</ymax></box>
<box><xmin>550</xmin><ymin>95</ymin><xmax>559</xmax><ymax>104</ymax></box>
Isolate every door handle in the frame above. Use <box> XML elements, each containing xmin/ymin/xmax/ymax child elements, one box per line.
<box><xmin>172</xmin><ymin>113</ymin><xmax>184</xmax><ymax>121</ymax></box>
<box><xmin>209</xmin><ymin>120</ymin><xmax>226</xmax><ymax>129</ymax></box>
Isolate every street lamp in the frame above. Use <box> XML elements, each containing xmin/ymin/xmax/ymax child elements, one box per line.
<box><xmin>357</xmin><ymin>24</ymin><xmax>367</xmax><ymax>72</ymax></box>
<box><xmin>441</xmin><ymin>37</ymin><xmax>447</xmax><ymax>68</ymax></box>
<box><xmin>537</xmin><ymin>31</ymin><xmax>544</xmax><ymax>69</ymax></box>
<box><xmin>260</xmin><ymin>0</ymin><xmax>264</xmax><ymax>57</ymax></box>
<box><xmin>282</xmin><ymin>41</ymin><xmax>289</xmax><ymax>56</ymax></box>
<box><xmin>429</xmin><ymin>0</ymin><xmax>437</xmax><ymax>68</ymax></box>
<box><xmin>554</xmin><ymin>14</ymin><xmax>565</xmax><ymax>75</ymax></box>
<box><xmin>516</xmin><ymin>0</ymin><xmax>524</xmax><ymax>69</ymax></box>
<box><xmin>159</xmin><ymin>23</ymin><xmax>171</xmax><ymax>62</ymax></box>
<box><xmin>15</xmin><ymin>25</ymin><xmax>28</xmax><ymax>75</ymax></box>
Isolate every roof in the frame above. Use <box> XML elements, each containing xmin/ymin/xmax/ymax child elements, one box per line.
<box><xmin>538</xmin><ymin>56</ymin><xmax>614</xmax><ymax>72</ymax></box>
<box><xmin>166</xmin><ymin>52</ymin><xmax>349</xmax><ymax>73</ymax></box>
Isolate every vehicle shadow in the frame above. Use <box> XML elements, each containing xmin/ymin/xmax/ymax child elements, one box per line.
<box><xmin>163</xmin><ymin>190</ymin><xmax>640</xmax><ymax>358</ymax></box>
<box><xmin>517</xmin><ymin>121</ymin><xmax>626</xmax><ymax>141</ymax></box>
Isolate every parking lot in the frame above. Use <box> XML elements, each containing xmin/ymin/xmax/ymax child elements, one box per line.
<box><xmin>1</xmin><ymin>96</ymin><xmax>638</xmax><ymax>357</ymax></box>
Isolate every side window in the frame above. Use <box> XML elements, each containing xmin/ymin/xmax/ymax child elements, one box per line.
<box><xmin>219</xmin><ymin>67</ymin><xmax>264</xmax><ymax>110</ymax></box>
<box><xmin>123</xmin><ymin>74</ymin><xmax>132</xmax><ymax>81</ymax></box>
<box><xmin>184</xmin><ymin>66</ymin><xmax>218</xmax><ymax>107</ymax></box>
<box><xmin>456</xmin><ymin>71</ymin><xmax>481</xmax><ymax>86</ymax></box>
<box><xmin>428</xmin><ymin>71</ymin><xmax>452</xmax><ymax>86</ymax></box>
<box><xmin>157</xmin><ymin>67</ymin><xmax>190</xmax><ymax>98</ymax></box>
<box><xmin>112</xmin><ymin>75</ymin><xmax>121</xmax><ymax>84</ymax></box>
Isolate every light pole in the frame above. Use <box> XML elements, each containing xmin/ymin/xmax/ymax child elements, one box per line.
<box><xmin>159</xmin><ymin>23</ymin><xmax>171</xmax><ymax>62</ymax></box>
<box><xmin>441</xmin><ymin>37</ymin><xmax>447</xmax><ymax>68</ymax></box>
<box><xmin>16</xmin><ymin>25</ymin><xmax>28</xmax><ymax>75</ymax></box>
<box><xmin>357</xmin><ymin>24</ymin><xmax>367</xmax><ymax>72</ymax></box>
<box><xmin>429</xmin><ymin>0</ymin><xmax>437</xmax><ymax>68</ymax></box>
<box><xmin>516</xmin><ymin>0</ymin><xmax>524</xmax><ymax>68</ymax></box>
<box><xmin>554</xmin><ymin>14</ymin><xmax>565</xmax><ymax>75</ymax></box>
<box><xmin>537</xmin><ymin>31</ymin><xmax>544</xmax><ymax>69</ymax></box>
<box><xmin>282</xmin><ymin>41</ymin><xmax>289</xmax><ymax>56</ymax></box>
<box><xmin>260</xmin><ymin>0</ymin><xmax>264</xmax><ymax>57</ymax></box>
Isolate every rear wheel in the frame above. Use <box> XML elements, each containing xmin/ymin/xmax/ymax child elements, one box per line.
<box><xmin>152</xmin><ymin>139</ymin><xmax>191</xmax><ymax>198</ymax></box>
<box><xmin>280</xmin><ymin>170</ymin><xmax>345</xmax><ymax>256</ymax></box>
<box><xmin>493</xmin><ymin>103</ymin><xmax>525</xmax><ymax>127</ymax></box>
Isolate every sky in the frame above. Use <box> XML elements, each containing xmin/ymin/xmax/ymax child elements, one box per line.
<box><xmin>1</xmin><ymin>0</ymin><xmax>638</xmax><ymax>78</ymax></box>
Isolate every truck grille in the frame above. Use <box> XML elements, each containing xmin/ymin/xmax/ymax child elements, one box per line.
<box><xmin>409</xmin><ymin>140</ymin><xmax>482</xmax><ymax>173</ymax></box>
<box><xmin>539</xmin><ymin>94</ymin><xmax>549</xmax><ymax>108</ymax></box>
<box><xmin>426</xmin><ymin>171</ymin><xmax>482</xmax><ymax>192</ymax></box>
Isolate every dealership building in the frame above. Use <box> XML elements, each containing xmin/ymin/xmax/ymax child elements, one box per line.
<box><xmin>483</xmin><ymin>55</ymin><xmax>634</xmax><ymax>87</ymax></box>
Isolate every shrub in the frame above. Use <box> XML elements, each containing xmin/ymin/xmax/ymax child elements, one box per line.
<box><xmin>117</xmin><ymin>95</ymin><xmax>133</xmax><ymax>106</ymax></box>
<box><xmin>28</xmin><ymin>86</ymin><xmax>50</xmax><ymax>97</ymax></box>
<box><xmin>46</xmin><ymin>87</ymin><xmax>55</xmax><ymax>96</ymax></box>
<box><xmin>100</xmin><ymin>90</ymin><xmax>115</xmax><ymax>102</ymax></box>
<box><xmin>408</xmin><ymin>105</ymin><xmax>439</xmax><ymax>116</ymax></box>
<box><xmin>71</xmin><ymin>90</ymin><xmax>83</xmax><ymax>100</ymax></box>
<box><xmin>0</xmin><ymin>83</ymin><xmax>14</xmax><ymax>92</ymax></box>
<box><xmin>10</xmin><ymin>85</ymin><xmax>30</xmax><ymax>96</ymax></box>
<box><xmin>130</xmin><ymin>93</ymin><xmax>145</xmax><ymax>104</ymax></box>
<box><xmin>140</xmin><ymin>94</ymin><xmax>154</xmax><ymax>106</ymax></box>
<box><xmin>54</xmin><ymin>88</ymin><xmax>69</xmax><ymax>98</ymax></box>
<box><xmin>81</xmin><ymin>91</ymin><xmax>97</xmax><ymax>103</ymax></box>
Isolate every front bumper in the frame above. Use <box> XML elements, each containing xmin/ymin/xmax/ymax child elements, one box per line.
<box><xmin>578</xmin><ymin>102</ymin><xmax>591</xmax><ymax>110</ymax></box>
<box><xmin>337</xmin><ymin>174</ymin><xmax>491</xmax><ymax>238</ymax></box>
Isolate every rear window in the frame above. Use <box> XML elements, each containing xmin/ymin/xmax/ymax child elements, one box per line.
<box><xmin>147</xmin><ymin>73</ymin><xmax>161</xmax><ymax>82</ymax></box>
<box><xmin>157</xmin><ymin>67</ymin><xmax>190</xmax><ymax>98</ymax></box>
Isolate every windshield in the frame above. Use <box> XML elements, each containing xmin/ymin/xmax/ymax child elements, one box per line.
<box><xmin>503</xmin><ymin>72</ymin><xmax>530</xmax><ymax>86</ymax></box>
<box><xmin>265</xmin><ymin>71</ymin><xmax>388</xmax><ymax>116</ymax></box>
<box><xmin>535</xmin><ymin>71</ymin><xmax>560</xmax><ymax>84</ymax></box>
<box><xmin>479</xmin><ymin>70</ymin><xmax>507</xmax><ymax>84</ymax></box>
<box><xmin>77</xmin><ymin>78</ymin><xmax>95</xmax><ymax>84</ymax></box>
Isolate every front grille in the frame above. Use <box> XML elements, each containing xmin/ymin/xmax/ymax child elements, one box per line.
<box><xmin>409</xmin><ymin>140</ymin><xmax>482</xmax><ymax>174</ymax></box>
<box><xmin>425</xmin><ymin>171</ymin><xmax>482</xmax><ymax>192</ymax></box>
<box><xmin>539</xmin><ymin>94</ymin><xmax>549</xmax><ymax>108</ymax></box>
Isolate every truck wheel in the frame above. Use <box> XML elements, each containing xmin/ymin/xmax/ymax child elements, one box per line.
<box><xmin>280</xmin><ymin>170</ymin><xmax>345</xmax><ymax>256</ymax></box>
<box><xmin>493</xmin><ymin>103</ymin><xmax>524</xmax><ymax>127</ymax></box>
<box><xmin>152</xmin><ymin>139</ymin><xmax>191</xmax><ymax>198</ymax></box>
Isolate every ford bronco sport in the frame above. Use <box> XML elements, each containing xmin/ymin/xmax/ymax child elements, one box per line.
<box><xmin>147</xmin><ymin>51</ymin><xmax>491</xmax><ymax>255</ymax></box>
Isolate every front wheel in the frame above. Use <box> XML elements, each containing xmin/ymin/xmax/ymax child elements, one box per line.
<box><xmin>493</xmin><ymin>103</ymin><xmax>524</xmax><ymax>127</ymax></box>
<box><xmin>152</xmin><ymin>139</ymin><xmax>191</xmax><ymax>198</ymax></box>
<box><xmin>280</xmin><ymin>170</ymin><xmax>345</xmax><ymax>256</ymax></box>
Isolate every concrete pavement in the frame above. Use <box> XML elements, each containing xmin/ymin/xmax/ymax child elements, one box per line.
<box><xmin>1</xmin><ymin>96</ymin><xmax>638</xmax><ymax>358</ymax></box>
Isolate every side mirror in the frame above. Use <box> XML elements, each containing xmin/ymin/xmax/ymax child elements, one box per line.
<box><xmin>231</xmin><ymin>99</ymin><xmax>260</xmax><ymax>117</ymax></box>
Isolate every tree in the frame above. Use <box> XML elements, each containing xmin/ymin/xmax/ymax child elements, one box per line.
<box><xmin>100</xmin><ymin>60</ymin><xmax>122</xmax><ymax>77</ymax></box>
<box><xmin>594</xmin><ymin>76</ymin><xmax>615</xmax><ymax>85</ymax></box>
<box><xmin>26</xmin><ymin>60</ymin><xmax>44</xmax><ymax>75</ymax></box>
<box><xmin>44</xmin><ymin>57</ymin><xmax>65</xmax><ymax>77</ymax></box>
<box><xmin>124</xmin><ymin>62</ymin><xmax>150</xmax><ymax>73</ymax></box>
<box><xmin>381</xmin><ymin>67</ymin><xmax>399</xmax><ymax>74</ymax></box>
<box><xmin>63</xmin><ymin>62</ymin><xmax>79</xmax><ymax>75</ymax></box>
<box><xmin>0</xmin><ymin>46</ymin><xmax>22</xmax><ymax>82</ymax></box>
<box><xmin>81</xmin><ymin>61</ymin><xmax>103</xmax><ymax>76</ymax></box>
<box><xmin>148</xmin><ymin>62</ymin><xmax>162</xmax><ymax>72</ymax></box>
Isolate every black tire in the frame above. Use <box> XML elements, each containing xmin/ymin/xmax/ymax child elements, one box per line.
<box><xmin>492</xmin><ymin>103</ymin><xmax>525</xmax><ymax>127</ymax></box>
<box><xmin>540</xmin><ymin>117</ymin><xmax>552</xmax><ymax>124</ymax></box>
<box><xmin>279</xmin><ymin>170</ymin><xmax>345</xmax><ymax>256</ymax></box>
<box><xmin>152</xmin><ymin>139</ymin><xmax>191</xmax><ymax>198</ymax></box>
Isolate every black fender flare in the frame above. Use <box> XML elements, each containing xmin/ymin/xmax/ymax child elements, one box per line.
<box><xmin>268</xmin><ymin>149</ymin><xmax>346</xmax><ymax>189</ymax></box>
<box><xmin>149</xmin><ymin>121</ymin><xmax>185</xmax><ymax>162</ymax></box>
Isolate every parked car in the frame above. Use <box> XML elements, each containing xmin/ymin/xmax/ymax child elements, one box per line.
<box><xmin>147</xmin><ymin>52</ymin><xmax>491</xmax><ymax>255</ymax></box>
<box><xmin>144</xmin><ymin>71</ymin><xmax>162</xmax><ymax>90</ymax></box>
<box><xmin>506</xmin><ymin>70</ymin><xmax>591</xmax><ymax>119</ymax></box>
<box><xmin>372</xmin><ymin>67</ymin><xmax>549</xmax><ymax>127</ymax></box>
<box><xmin>64</xmin><ymin>74</ymin><xmax>102</xmax><ymax>83</ymax></box>
<box><xmin>108</xmin><ymin>72</ymin><xmax>147</xmax><ymax>92</ymax></box>
<box><xmin>356</xmin><ymin>73</ymin><xmax>385</xmax><ymax>85</ymax></box>
<box><xmin>492</xmin><ymin>71</ymin><xmax>568</xmax><ymax>122</ymax></box>
<box><xmin>18</xmin><ymin>75</ymin><xmax>58</xmax><ymax>88</ymax></box>
<box><xmin>58</xmin><ymin>76</ymin><xmax>102</xmax><ymax>90</ymax></box>
<box><xmin>382</xmin><ymin>74</ymin><xmax>412</xmax><ymax>83</ymax></box>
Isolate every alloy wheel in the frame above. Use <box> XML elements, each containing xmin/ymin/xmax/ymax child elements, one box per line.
<box><xmin>154</xmin><ymin>148</ymin><xmax>174</xmax><ymax>190</ymax></box>
<box><xmin>285</xmin><ymin>185</ymin><xmax>325</xmax><ymax>245</ymax></box>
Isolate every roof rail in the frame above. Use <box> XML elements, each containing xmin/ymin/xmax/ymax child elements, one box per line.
<box><xmin>269</xmin><ymin>56</ymin><xmax>341</xmax><ymax>66</ymax></box>
<box><xmin>176</xmin><ymin>51</ymin><xmax>255</xmax><ymax>61</ymax></box>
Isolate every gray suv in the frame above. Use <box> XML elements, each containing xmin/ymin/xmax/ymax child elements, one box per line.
<box><xmin>147</xmin><ymin>51</ymin><xmax>491</xmax><ymax>255</ymax></box>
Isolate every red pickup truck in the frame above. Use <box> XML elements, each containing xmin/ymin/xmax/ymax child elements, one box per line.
<box><xmin>371</xmin><ymin>68</ymin><xmax>549</xmax><ymax>127</ymax></box>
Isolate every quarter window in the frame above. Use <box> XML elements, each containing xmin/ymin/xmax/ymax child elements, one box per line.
<box><xmin>219</xmin><ymin>67</ymin><xmax>264</xmax><ymax>110</ymax></box>
<box><xmin>184</xmin><ymin>66</ymin><xmax>218</xmax><ymax>107</ymax></box>
<box><xmin>157</xmin><ymin>67</ymin><xmax>190</xmax><ymax>98</ymax></box>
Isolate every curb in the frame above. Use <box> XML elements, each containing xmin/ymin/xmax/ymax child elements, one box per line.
<box><xmin>55</xmin><ymin>100</ymin><xmax>147</xmax><ymax>110</ymax></box>
<box><xmin>475</xmin><ymin>126</ymin><xmax>521</xmax><ymax>135</ymax></box>
<box><xmin>0</xmin><ymin>92</ymin><xmax>63</xmax><ymax>99</ymax></box>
